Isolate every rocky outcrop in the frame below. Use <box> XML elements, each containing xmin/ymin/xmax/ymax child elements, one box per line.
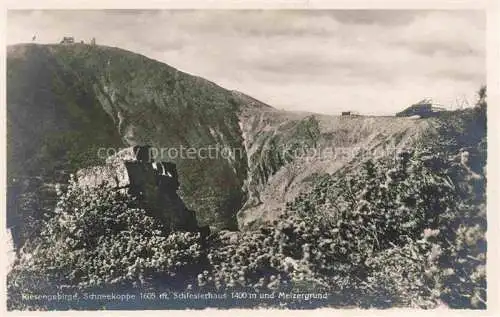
<box><xmin>76</xmin><ymin>145</ymin><xmax>200</xmax><ymax>232</ymax></box>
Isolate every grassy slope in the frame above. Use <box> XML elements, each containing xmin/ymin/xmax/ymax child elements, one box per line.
<box><xmin>7</xmin><ymin>44</ymin><xmax>124</xmax><ymax>178</ymax></box>
<box><xmin>7</xmin><ymin>43</ymin><xmax>441</xmax><ymax>231</ymax></box>
<box><xmin>7</xmin><ymin>43</ymin><xmax>254</xmax><ymax>229</ymax></box>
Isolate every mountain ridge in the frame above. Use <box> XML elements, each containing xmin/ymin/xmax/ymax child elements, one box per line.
<box><xmin>7</xmin><ymin>43</ymin><xmax>437</xmax><ymax>230</ymax></box>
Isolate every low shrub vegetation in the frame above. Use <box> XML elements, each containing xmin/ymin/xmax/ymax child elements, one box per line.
<box><xmin>8</xmin><ymin>104</ymin><xmax>487</xmax><ymax>310</ymax></box>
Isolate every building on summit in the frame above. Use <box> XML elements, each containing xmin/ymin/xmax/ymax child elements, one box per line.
<box><xmin>60</xmin><ymin>37</ymin><xmax>75</xmax><ymax>44</ymax></box>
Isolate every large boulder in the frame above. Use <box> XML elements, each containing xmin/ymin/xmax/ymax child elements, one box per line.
<box><xmin>76</xmin><ymin>145</ymin><xmax>199</xmax><ymax>232</ymax></box>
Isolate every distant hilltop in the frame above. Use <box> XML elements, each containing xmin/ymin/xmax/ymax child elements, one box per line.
<box><xmin>396</xmin><ymin>98</ymin><xmax>449</xmax><ymax>118</ymax></box>
<box><xmin>7</xmin><ymin>43</ymin><xmax>439</xmax><ymax>230</ymax></box>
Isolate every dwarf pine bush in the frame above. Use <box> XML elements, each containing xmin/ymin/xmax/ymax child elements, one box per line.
<box><xmin>7</xmin><ymin>177</ymin><xmax>206</xmax><ymax>310</ymax></box>
<box><xmin>8</xmin><ymin>142</ymin><xmax>486</xmax><ymax>310</ymax></box>
<box><xmin>9</xmin><ymin>144</ymin><xmax>487</xmax><ymax>310</ymax></box>
<box><xmin>284</xmin><ymin>146</ymin><xmax>486</xmax><ymax>308</ymax></box>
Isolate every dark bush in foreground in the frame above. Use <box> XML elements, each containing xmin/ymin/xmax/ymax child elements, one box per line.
<box><xmin>8</xmin><ymin>143</ymin><xmax>486</xmax><ymax>309</ymax></box>
<box><xmin>287</xmin><ymin>145</ymin><xmax>486</xmax><ymax>308</ymax></box>
<box><xmin>7</xmin><ymin>180</ymin><xmax>206</xmax><ymax>310</ymax></box>
<box><xmin>8</xmin><ymin>142</ymin><xmax>486</xmax><ymax>310</ymax></box>
<box><xmin>8</xmin><ymin>98</ymin><xmax>487</xmax><ymax>309</ymax></box>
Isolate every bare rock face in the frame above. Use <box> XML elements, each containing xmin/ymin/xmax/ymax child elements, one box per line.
<box><xmin>76</xmin><ymin>145</ymin><xmax>199</xmax><ymax>232</ymax></box>
<box><xmin>76</xmin><ymin>162</ymin><xmax>129</xmax><ymax>192</ymax></box>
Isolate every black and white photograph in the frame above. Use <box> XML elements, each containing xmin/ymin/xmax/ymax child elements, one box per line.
<box><xmin>4</xmin><ymin>6</ymin><xmax>491</xmax><ymax>311</ymax></box>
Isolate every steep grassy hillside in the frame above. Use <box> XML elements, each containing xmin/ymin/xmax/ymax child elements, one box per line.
<box><xmin>7</xmin><ymin>43</ymin><xmax>438</xmax><ymax>232</ymax></box>
<box><xmin>7</xmin><ymin>43</ymin><xmax>267</xmax><ymax>229</ymax></box>
<box><xmin>7</xmin><ymin>44</ymin><xmax>124</xmax><ymax>178</ymax></box>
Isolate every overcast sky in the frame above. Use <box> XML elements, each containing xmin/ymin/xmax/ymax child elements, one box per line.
<box><xmin>7</xmin><ymin>10</ymin><xmax>485</xmax><ymax>115</ymax></box>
